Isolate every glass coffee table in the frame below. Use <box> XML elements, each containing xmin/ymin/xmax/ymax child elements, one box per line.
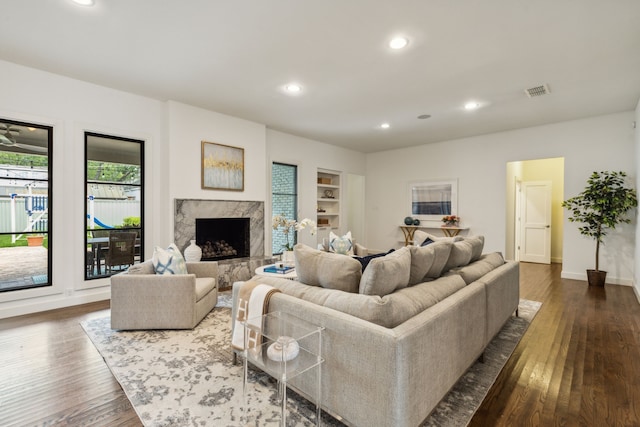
<box><xmin>241</xmin><ymin>311</ymin><xmax>324</xmax><ymax>426</ymax></box>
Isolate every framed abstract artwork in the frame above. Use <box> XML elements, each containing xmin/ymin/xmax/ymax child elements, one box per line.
<box><xmin>409</xmin><ymin>179</ymin><xmax>458</xmax><ymax>220</ymax></box>
<box><xmin>201</xmin><ymin>141</ymin><xmax>244</xmax><ymax>191</ymax></box>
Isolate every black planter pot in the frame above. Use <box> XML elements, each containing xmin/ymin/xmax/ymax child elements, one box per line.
<box><xmin>587</xmin><ymin>269</ymin><xmax>607</xmax><ymax>287</ymax></box>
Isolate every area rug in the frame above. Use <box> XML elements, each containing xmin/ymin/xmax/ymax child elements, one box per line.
<box><xmin>81</xmin><ymin>298</ymin><xmax>541</xmax><ymax>427</ymax></box>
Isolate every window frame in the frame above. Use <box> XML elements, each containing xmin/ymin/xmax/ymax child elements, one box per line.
<box><xmin>271</xmin><ymin>162</ymin><xmax>298</xmax><ymax>255</ymax></box>
<box><xmin>84</xmin><ymin>132</ymin><xmax>144</xmax><ymax>280</ymax></box>
<box><xmin>0</xmin><ymin>118</ymin><xmax>53</xmax><ymax>292</ymax></box>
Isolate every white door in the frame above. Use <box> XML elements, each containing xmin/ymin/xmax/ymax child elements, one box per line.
<box><xmin>519</xmin><ymin>181</ymin><xmax>552</xmax><ymax>264</ymax></box>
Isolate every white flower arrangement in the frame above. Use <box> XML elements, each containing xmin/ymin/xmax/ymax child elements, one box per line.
<box><xmin>272</xmin><ymin>214</ymin><xmax>317</xmax><ymax>251</ymax></box>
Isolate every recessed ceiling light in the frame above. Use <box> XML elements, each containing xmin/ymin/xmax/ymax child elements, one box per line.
<box><xmin>464</xmin><ymin>102</ymin><xmax>480</xmax><ymax>110</ymax></box>
<box><xmin>380</xmin><ymin>123</ymin><xmax>390</xmax><ymax>129</ymax></box>
<box><xmin>285</xmin><ymin>84</ymin><xmax>302</xmax><ymax>93</ymax></box>
<box><xmin>71</xmin><ymin>0</ymin><xmax>95</xmax><ymax>5</ymax></box>
<box><xmin>389</xmin><ymin>37</ymin><xmax>409</xmax><ymax>49</ymax></box>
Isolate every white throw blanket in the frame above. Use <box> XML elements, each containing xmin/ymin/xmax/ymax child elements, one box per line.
<box><xmin>231</xmin><ymin>281</ymin><xmax>280</xmax><ymax>351</ymax></box>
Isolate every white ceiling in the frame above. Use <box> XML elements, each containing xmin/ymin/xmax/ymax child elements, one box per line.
<box><xmin>1</xmin><ymin>0</ymin><xmax>639</xmax><ymax>153</ymax></box>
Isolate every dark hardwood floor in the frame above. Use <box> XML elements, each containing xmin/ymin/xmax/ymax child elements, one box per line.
<box><xmin>471</xmin><ymin>263</ymin><xmax>640</xmax><ymax>427</ymax></box>
<box><xmin>0</xmin><ymin>262</ymin><xmax>639</xmax><ymax>426</ymax></box>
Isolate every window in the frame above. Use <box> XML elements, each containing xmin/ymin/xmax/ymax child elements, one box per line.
<box><xmin>0</xmin><ymin>119</ymin><xmax>52</xmax><ymax>292</ymax></box>
<box><xmin>85</xmin><ymin>133</ymin><xmax>144</xmax><ymax>280</ymax></box>
<box><xmin>271</xmin><ymin>163</ymin><xmax>297</xmax><ymax>254</ymax></box>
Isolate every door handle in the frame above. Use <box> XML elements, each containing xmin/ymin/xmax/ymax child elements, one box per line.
<box><xmin>546</xmin><ymin>225</ymin><xmax>550</xmax><ymax>228</ymax></box>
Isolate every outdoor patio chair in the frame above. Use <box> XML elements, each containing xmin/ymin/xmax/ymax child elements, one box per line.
<box><xmin>103</xmin><ymin>231</ymin><xmax>137</xmax><ymax>274</ymax></box>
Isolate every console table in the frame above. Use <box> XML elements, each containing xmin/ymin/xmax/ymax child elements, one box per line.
<box><xmin>440</xmin><ymin>226</ymin><xmax>467</xmax><ymax>237</ymax></box>
<box><xmin>399</xmin><ymin>225</ymin><xmax>419</xmax><ymax>246</ymax></box>
<box><xmin>400</xmin><ymin>225</ymin><xmax>470</xmax><ymax>245</ymax></box>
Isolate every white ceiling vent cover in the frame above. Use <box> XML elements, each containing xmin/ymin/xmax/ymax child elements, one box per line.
<box><xmin>525</xmin><ymin>84</ymin><xmax>550</xmax><ymax>98</ymax></box>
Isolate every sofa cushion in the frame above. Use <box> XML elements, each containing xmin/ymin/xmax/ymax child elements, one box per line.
<box><xmin>194</xmin><ymin>277</ymin><xmax>216</xmax><ymax>301</ymax></box>
<box><xmin>414</xmin><ymin>229</ymin><xmax>464</xmax><ymax>245</ymax></box>
<box><xmin>443</xmin><ymin>239</ymin><xmax>475</xmax><ymax>272</ymax></box>
<box><xmin>127</xmin><ymin>260</ymin><xmax>155</xmax><ymax>275</ymax></box>
<box><xmin>354</xmin><ymin>242</ymin><xmax>368</xmax><ymax>256</ymax></box>
<box><xmin>409</xmin><ymin>245</ymin><xmax>436</xmax><ymax>285</ymax></box>
<box><xmin>444</xmin><ymin>252</ymin><xmax>505</xmax><ymax>284</ymax></box>
<box><xmin>256</xmin><ymin>273</ymin><xmax>467</xmax><ymax>328</ymax></box>
<box><xmin>329</xmin><ymin>231</ymin><xmax>354</xmax><ymax>255</ymax></box>
<box><xmin>462</xmin><ymin>235</ymin><xmax>485</xmax><ymax>262</ymax></box>
<box><xmin>354</xmin><ymin>249</ymin><xmax>394</xmax><ymax>272</ymax></box>
<box><xmin>359</xmin><ymin>247</ymin><xmax>411</xmax><ymax>296</ymax></box>
<box><xmin>424</xmin><ymin>241</ymin><xmax>453</xmax><ymax>279</ymax></box>
<box><xmin>152</xmin><ymin>243</ymin><xmax>188</xmax><ymax>275</ymax></box>
<box><xmin>294</xmin><ymin>244</ymin><xmax>362</xmax><ymax>293</ymax></box>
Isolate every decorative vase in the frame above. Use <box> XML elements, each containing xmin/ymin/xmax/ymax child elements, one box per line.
<box><xmin>404</xmin><ymin>216</ymin><xmax>414</xmax><ymax>225</ymax></box>
<box><xmin>282</xmin><ymin>250</ymin><xmax>295</xmax><ymax>266</ymax></box>
<box><xmin>413</xmin><ymin>218</ymin><xmax>420</xmax><ymax>226</ymax></box>
<box><xmin>184</xmin><ymin>240</ymin><xmax>202</xmax><ymax>262</ymax></box>
<box><xmin>267</xmin><ymin>336</ymin><xmax>300</xmax><ymax>362</ymax></box>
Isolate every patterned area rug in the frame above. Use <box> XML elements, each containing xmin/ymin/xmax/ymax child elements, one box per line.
<box><xmin>81</xmin><ymin>297</ymin><xmax>541</xmax><ymax>427</ymax></box>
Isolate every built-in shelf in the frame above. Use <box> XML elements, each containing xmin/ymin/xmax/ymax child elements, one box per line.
<box><xmin>317</xmin><ymin>169</ymin><xmax>341</xmax><ymax>229</ymax></box>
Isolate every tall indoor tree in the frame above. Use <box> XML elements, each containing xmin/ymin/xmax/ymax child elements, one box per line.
<box><xmin>561</xmin><ymin>171</ymin><xmax>637</xmax><ymax>286</ymax></box>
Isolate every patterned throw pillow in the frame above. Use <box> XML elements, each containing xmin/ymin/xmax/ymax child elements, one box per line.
<box><xmin>329</xmin><ymin>231</ymin><xmax>354</xmax><ymax>255</ymax></box>
<box><xmin>152</xmin><ymin>243</ymin><xmax>188</xmax><ymax>275</ymax></box>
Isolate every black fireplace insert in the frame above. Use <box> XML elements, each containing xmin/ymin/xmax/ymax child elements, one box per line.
<box><xmin>195</xmin><ymin>218</ymin><xmax>250</xmax><ymax>261</ymax></box>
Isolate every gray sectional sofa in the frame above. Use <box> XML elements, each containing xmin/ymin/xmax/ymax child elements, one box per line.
<box><xmin>232</xmin><ymin>236</ymin><xmax>519</xmax><ymax>427</ymax></box>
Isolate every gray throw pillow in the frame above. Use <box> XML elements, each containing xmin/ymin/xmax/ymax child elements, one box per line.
<box><xmin>294</xmin><ymin>244</ymin><xmax>362</xmax><ymax>293</ymax></box>
<box><xmin>424</xmin><ymin>241</ymin><xmax>453</xmax><ymax>279</ymax></box>
<box><xmin>443</xmin><ymin>240</ymin><xmax>474</xmax><ymax>272</ymax></box>
<box><xmin>466</xmin><ymin>235</ymin><xmax>485</xmax><ymax>262</ymax></box>
<box><xmin>409</xmin><ymin>245</ymin><xmax>437</xmax><ymax>285</ymax></box>
<box><xmin>359</xmin><ymin>247</ymin><xmax>411</xmax><ymax>296</ymax></box>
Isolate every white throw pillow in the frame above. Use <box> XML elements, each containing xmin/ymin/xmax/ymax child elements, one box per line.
<box><xmin>152</xmin><ymin>243</ymin><xmax>188</xmax><ymax>275</ymax></box>
<box><xmin>329</xmin><ymin>231</ymin><xmax>354</xmax><ymax>255</ymax></box>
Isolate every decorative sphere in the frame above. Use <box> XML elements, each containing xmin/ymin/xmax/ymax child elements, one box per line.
<box><xmin>413</xmin><ymin>219</ymin><xmax>420</xmax><ymax>226</ymax></box>
<box><xmin>404</xmin><ymin>216</ymin><xmax>414</xmax><ymax>225</ymax></box>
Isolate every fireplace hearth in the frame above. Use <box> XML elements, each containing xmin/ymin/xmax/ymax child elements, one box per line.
<box><xmin>196</xmin><ymin>218</ymin><xmax>250</xmax><ymax>261</ymax></box>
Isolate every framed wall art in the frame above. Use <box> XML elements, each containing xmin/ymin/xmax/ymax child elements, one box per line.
<box><xmin>201</xmin><ymin>141</ymin><xmax>244</xmax><ymax>191</ymax></box>
<box><xmin>409</xmin><ymin>179</ymin><xmax>458</xmax><ymax>220</ymax></box>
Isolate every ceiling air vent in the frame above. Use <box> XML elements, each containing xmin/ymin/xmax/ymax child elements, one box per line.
<box><xmin>525</xmin><ymin>84</ymin><xmax>550</xmax><ymax>98</ymax></box>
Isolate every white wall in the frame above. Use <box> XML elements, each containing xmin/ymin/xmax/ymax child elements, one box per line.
<box><xmin>266</xmin><ymin>129</ymin><xmax>366</xmax><ymax>250</ymax></box>
<box><xmin>0</xmin><ymin>60</ymin><xmax>167</xmax><ymax>318</ymax></box>
<box><xmin>366</xmin><ymin>111</ymin><xmax>636</xmax><ymax>285</ymax></box>
<box><xmin>166</xmin><ymin>101</ymin><xmax>268</xmax><ymax>245</ymax></box>
<box><xmin>0</xmin><ymin>63</ymin><xmax>367</xmax><ymax>318</ymax></box>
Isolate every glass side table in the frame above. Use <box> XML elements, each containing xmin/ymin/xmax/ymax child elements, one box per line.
<box><xmin>241</xmin><ymin>311</ymin><xmax>324</xmax><ymax>426</ymax></box>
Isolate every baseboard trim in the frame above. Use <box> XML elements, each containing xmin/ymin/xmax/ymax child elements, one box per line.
<box><xmin>0</xmin><ymin>289</ymin><xmax>110</xmax><ymax>320</ymax></box>
<box><xmin>561</xmin><ymin>270</ymin><xmax>632</xmax><ymax>286</ymax></box>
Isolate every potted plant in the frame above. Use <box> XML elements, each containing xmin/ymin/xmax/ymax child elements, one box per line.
<box><xmin>561</xmin><ymin>171</ymin><xmax>637</xmax><ymax>286</ymax></box>
<box><xmin>272</xmin><ymin>214</ymin><xmax>317</xmax><ymax>264</ymax></box>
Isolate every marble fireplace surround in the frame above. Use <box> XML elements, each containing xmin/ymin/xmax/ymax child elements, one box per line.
<box><xmin>174</xmin><ymin>199</ymin><xmax>265</xmax><ymax>256</ymax></box>
<box><xmin>174</xmin><ymin>199</ymin><xmax>275</xmax><ymax>289</ymax></box>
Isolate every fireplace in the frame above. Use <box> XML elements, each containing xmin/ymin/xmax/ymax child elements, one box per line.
<box><xmin>196</xmin><ymin>218</ymin><xmax>250</xmax><ymax>261</ymax></box>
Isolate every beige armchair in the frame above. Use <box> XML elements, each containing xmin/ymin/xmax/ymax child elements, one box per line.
<box><xmin>110</xmin><ymin>259</ymin><xmax>218</xmax><ymax>330</ymax></box>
